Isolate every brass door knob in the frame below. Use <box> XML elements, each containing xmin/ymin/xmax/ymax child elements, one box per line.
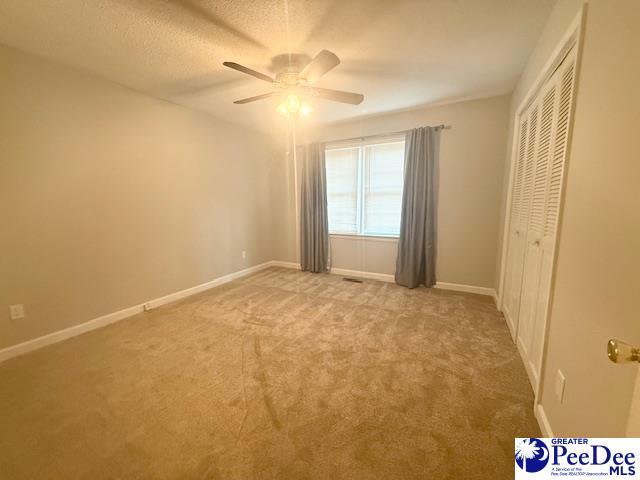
<box><xmin>607</xmin><ymin>339</ymin><xmax>640</xmax><ymax>364</ymax></box>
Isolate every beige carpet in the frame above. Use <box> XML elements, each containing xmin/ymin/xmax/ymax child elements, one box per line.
<box><xmin>0</xmin><ymin>267</ymin><xmax>539</xmax><ymax>479</ymax></box>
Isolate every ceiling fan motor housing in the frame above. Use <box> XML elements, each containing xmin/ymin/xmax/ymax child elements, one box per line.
<box><xmin>275</xmin><ymin>71</ymin><xmax>306</xmax><ymax>87</ymax></box>
<box><xmin>224</xmin><ymin>50</ymin><xmax>363</xmax><ymax>106</ymax></box>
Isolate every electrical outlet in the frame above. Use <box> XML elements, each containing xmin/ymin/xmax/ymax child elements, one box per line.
<box><xmin>9</xmin><ymin>304</ymin><xmax>25</xmax><ymax>320</ymax></box>
<box><xmin>241</xmin><ymin>250</ymin><xmax>247</xmax><ymax>259</ymax></box>
<box><xmin>555</xmin><ymin>370</ymin><xmax>566</xmax><ymax>403</ymax></box>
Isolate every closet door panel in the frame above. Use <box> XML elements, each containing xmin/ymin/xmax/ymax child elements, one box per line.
<box><xmin>545</xmin><ymin>52</ymin><xmax>576</xmax><ymax>240</ymax></box>
<box><xmin>516</xmin><ymin>82</ymin><xmax>556</xmax><ymax>381</ymax></box>
<box><xmin>504</xmin><ymin>100</ymin><xmax>538</xmax><ymax>333</ymax></box>
<box><xmin>512</xmin><ymin>99</ymin><xmax>540</xmax><ymax>350</ymax></box>
<box><xmin>503</xmin><ymin>117</ymin><xmax>528</xmax><ymax>330</ymax></box>
<box><xmin>530</xmin><ymin>245</ymin><xmax>555</xmax><ymax>376</ymax></box>
<box><xmin>517</xmin><ymin>46</ymin><xmax>577</xmax><ymax>391</ymax></box>
<box><xmin>526</xmin><ymin>50</ymin><xmax>577</xmax><ymax>387</ymax></box>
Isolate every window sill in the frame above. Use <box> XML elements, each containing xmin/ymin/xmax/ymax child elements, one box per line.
<box><xmin>329</xmin><ymin>234</ymin><xmax>399</xmax><ymax>243</ymax></box>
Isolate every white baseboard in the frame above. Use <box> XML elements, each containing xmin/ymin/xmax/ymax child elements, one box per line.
<box><xmin>504</xmin><ymin>310</ymin><xmax>516</xmax><ymax>341</ymax></box>
<box><xmin>143</xmin><ymin>261</ymin><xmax>271</xmax><ymax>310</ymax></box>
<box><xmin>269</xmin><ymin>260</ymin><xmax>300</xmax><ymax>269</ymax></box>
<box><xmin>0</xmin><ymin>260</ymin><xmax>498</xmax><ymax>363</ymax></box>
<box><xmin>269</xmin><ymin>261</ymin><xmax>395</xmax><ymax>283</ymax></box>
<box><xmin>271</xmin><ymin>261</ymin><xmax>497</xmax><ymax>294</ymax></box>
<box><xmin>0</xmin><ymin>261</ymin><xmax>274</xmax><ymax>364</ymax></box>
<box><xmin>516</xmin><ymin>338</ymin><xmax>541</xmax><ymax>398</ymax></box>
<box><xmin>330</xmin><ymin>267</ymin><xmax>395</xmax><ymax>283</ymax></box>
<box><xmin>535</xmin><ymin>403</ymin><xmax>554</xmax><ymax>437</ymax></box>
<box><xmin>0</xmin><ymin>304</ymin><xmax>144</xmax><ymax>365</ymax></box>
<box><xmin>434</xmin><ymin>282</ymin><xmax>496</xmax><ymax>297</ymax></box>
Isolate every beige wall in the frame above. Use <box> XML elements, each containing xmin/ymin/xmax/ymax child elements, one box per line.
<box><xmin>329</xmin><ymin>236</ymin><xmax>398</xmax><ymax>276</ymax></box>
<box><xmin>500</xmin><ymin>0</ymin><xmax>640</xmax><ymax>435</ymax></box>
<box><xmin>275</xmin><ymin>95</ymin><xmax>511</xmax><ymax>288</ymax></box>
<box><xmin>495</xmin><ymin>0</ymin><xmax>585</xmax><ymax>288</ymax></box>
<box><xmin>0</xmin><ymin>45</ymin><xmax>275</xmax><ymax>349</ymax></box>
<box><xmin>627</xmin><ymin>374</ymin><xmax>640</xmax><ymax>436</ymax></box>
<box><xmin>538</xmin><ymin>0</ymin><xmax>640</xmax><ymax>435</ymax></box>
<box><xmin>269</xmin><ymin>135</ymin><xmax>298</xmax><ymax>265</ymax></box>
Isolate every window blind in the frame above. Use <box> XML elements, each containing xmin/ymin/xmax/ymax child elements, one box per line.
<box><xmin>325</xmin><ymin>137</ymin><xmax>405</xmax><ymax>237</ymax></box>
<box><xmin>325</xmin><ymin>147</ymin><xmax>359</xmax><ymax>234</ymax></box>
<box><xmin>363</xmin><ymin>142</ymin><xmax>405</xmax><ymax>236</ymax></box>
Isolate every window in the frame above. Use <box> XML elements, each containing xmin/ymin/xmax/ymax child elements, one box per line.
<box><xmin>325</xmin><ymin>137</ymin><xmax>405</xmax><ymax>237</ymax></box>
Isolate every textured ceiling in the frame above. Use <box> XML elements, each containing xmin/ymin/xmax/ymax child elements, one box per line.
<box><xmin>0</xmin><ymin>0</ymin><xmax>555</xmax><ymax>132</ymax></box>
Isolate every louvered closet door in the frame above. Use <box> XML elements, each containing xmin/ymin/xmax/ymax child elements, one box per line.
<box><xmin>502</xmin><ymin>117</ymin><xmax>527</xmax><ymax>332</ymax></box>
<box><xmin>503</xmin><ymin>101</ymin><xmax>538</xmax><ymax>335</ymax></box>
<box><xmin>516</xmin><ymin>46</ymin><xmax>577</xmax><ymax>391</ymax></box>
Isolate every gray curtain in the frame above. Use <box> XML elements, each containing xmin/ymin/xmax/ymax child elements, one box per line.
<box><xmin>395</xmin><ymin>127</ymin><xmax>440</xmax><ymax>288</ymax></box>
<box><xmin>299</xmin><ymin>142</ymin><xmax>330</xmax><ymax>273</ymax></box>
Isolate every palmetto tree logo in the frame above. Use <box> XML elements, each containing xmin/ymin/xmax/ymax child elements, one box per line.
<box><xmin>515</xmin><ymin>438</ymin><xmax>550</xmax><ymax>473</ymax></box>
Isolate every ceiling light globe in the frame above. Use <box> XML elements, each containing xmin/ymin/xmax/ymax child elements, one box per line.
<box><xmin>276</xmin><ymin>102</ymin><xmax>290</xmax><ymax>117</ymax></box>
<box><xmin>300</xmin><ymin>102</ymin><xmax>313</xmax><ymax>117</ymax></box>
<box><xmin>285</xmin><ymin>94</ymin><xmax>300</xmax><ymax>113</ymax></box>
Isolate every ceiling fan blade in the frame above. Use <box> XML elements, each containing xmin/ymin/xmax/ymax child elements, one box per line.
<box><xmin>300</xmin><ymin>50</ymin><xmax>340</xmax><ymax>84</ymax></box>
<box><xmin>233</xmin><ymin>92</ymin><xmax>278</xmax><ymax>104</ymax></box>
<box><xmin>222</xmin><ymin>62</ymin><xmax>274</xmax><ymax>83</ymax></box>
<box><xmin>309</xmin><ymin>87</ymin><xmax>364</xmax><ymax>105</ymax></box>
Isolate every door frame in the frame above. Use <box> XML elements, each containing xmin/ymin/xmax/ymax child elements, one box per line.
<box><xmin>497</xmin><ymin>6</ymin><xmax>585</xmax><ymax>316</ymax></box>
<box><xmin>496</xmin><ymin>5</ymin><xmax>587</xmax><ymax>401</ymax></box>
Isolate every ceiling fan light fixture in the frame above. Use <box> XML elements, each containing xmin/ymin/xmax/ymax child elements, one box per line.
<box><xmin>277</xmin><ymin>94</ymin><xmax>313</xmax><ymax>118</ymax></box>
<box><xmin>299</xmin><ymin>102</ymin><xmax>313</xmax><ymax>117</ymax></box>
<box><xmin>284</xmin><ymin>94</ymin><xmax>300</xmax><ymax>113</ymax></box>
<box><xmin>276</xmin><ymin>102</ymin><xmax>290</xmax><ymax>118</ymax></box>
<box><xmin>224</xmin><ymin>50</ymin><xmax>364</xmax><ymax>113</ymax></box>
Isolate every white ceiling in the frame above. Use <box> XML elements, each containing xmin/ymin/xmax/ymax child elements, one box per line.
<box><xmin>0</xmin><ymin>0</ymin><xmax>555</xmax><ymax>132</ymax></box>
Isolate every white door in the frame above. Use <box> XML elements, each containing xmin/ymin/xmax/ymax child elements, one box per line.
<box><xmin>628</xmin><ymin>369</ymin><xmax>640</xmax><ymax>435</ymax></box>
<box><xmin>502</xmin><ymin>104</ymin><xmax>536</xmax><ymax>337</ymax></box>
<box><xmin>516</xmin><ymin>47</ymin><xmax>577</xmax><ymax>391</ymax></box>
<box><xmin>516</xmin><ymin>81</ymin><xmax>556</xmax><ymax>385</ymax></box>
<box><xmin>607</xmin><ymin>340</ymin><xmax>640</xmax><ymax>436</ymax></box>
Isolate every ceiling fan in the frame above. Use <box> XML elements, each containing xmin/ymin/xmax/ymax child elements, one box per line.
<box><xmin>222</xmin><ymin>50</ymin><xmax>364</xmax><ymax>117</ymax></box>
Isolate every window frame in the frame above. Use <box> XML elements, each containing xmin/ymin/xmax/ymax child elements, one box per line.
<box><xmin>325</xmin><ymin>135</ymin><xmax>406</xmax><ymax>239</ymax></box>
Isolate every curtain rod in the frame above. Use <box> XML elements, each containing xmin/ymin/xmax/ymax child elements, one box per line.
<box><xmin>321</xmin><ymin>124</ymin><xmax>452</xmax><ymax>145</ymax></box>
